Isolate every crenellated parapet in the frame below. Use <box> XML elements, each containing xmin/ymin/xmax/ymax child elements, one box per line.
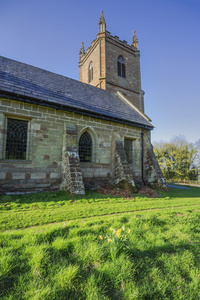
<box><xmin>105</xmin><ymin>30</ymin><xmax>139</xmax><ymax>54</ymax></box>
<box><xmin>79</xmin><ymin>30</ymin><xmax>139</xmax><ymax>65</ymax></box>
<box><xmin>79</xmin><ymin>11</ymin><xmax>143</xmax><ymax>112</ymax></box>
<box><xmin>79</xmin><ymin>11</ymin><xmax>139</xmax><ymax>65</ymax></box>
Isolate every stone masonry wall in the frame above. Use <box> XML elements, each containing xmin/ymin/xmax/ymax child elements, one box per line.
<box><xmin>79</xmin><ymin>32</ymin><xmax>144</xmax><ymax>112</ymax></box>
<box><xmin>79</xmin><ymin>37</ymin><xmax>106</xmax><ymax>89</ymax></box>
<box><xmin>0</xmin><ymin>100</ymin><xmax>63</xmax><ymax>193</ymax></box>
<box><xmin>0</xmin><ymin>97</ymin><xmax>144</xmax><ymax>194</ymax></box>
<box><xmin>105</xmin><ymin>38</ymin><xmax>143</xmax><ymax>111</ymax></box>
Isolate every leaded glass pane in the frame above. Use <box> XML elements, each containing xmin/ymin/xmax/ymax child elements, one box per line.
<box><xmin>118</xmin><ymin>61</ymin><xmax>121</xmax><ymax>76</ymax></box>
<box><xmin>79</xmin><ymin>131</ymin><xmax>92</xmax><ymax>162</ymax></box>
<box><xmin>122</xmin><ymin>63</ymin><xmax>126</xmax><ymax>78</ymax></box>
<box><xmin>6</xmin><ymin>118</ymin><xmax>28</xmax><ymax>160</ymax></box>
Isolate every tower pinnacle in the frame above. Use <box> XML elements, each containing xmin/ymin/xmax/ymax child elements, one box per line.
<box><xmin>132</xmin><ymin>30</ymin><xmax>138</xmax><ymax>49</ymax></box>
<box><xmin>79</xmin><ymin>42</ymin><xmax>85</xmax><ymax>55</ymax></box>
<box><xmin>79</xmin><ymin>42</ymin><xmax>85</xmax><ymax>61</ymax></box>
<box><xmin>99</xmin><ymin>10</ymin><xmax>106</xmax><ymax>33</ymax></box>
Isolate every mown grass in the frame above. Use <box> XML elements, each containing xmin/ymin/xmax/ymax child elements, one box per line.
<box><xmin>0</xmin><ymin>186</ymin><xmax>200</xmax><ymax>231</ymax></box>
<box><xmin>0</xmin><ymin>186</ymin><xmax>200</xmax><ymax>299</ymax></box>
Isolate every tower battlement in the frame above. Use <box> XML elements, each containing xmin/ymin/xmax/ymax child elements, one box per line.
<box><xmin>79</xmin><ymin>11</ymin><xmax>144</xmax><ymax>112</ymax></box>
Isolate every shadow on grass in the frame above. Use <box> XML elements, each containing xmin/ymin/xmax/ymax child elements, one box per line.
<box><xmin>1</xmin><ymin>225</ymin><xmax>200</xmax><ymax>300</ymax></box>
<box><xmin>1</xmin><ymin>185</ymin><xmax>200</xmax><ymax>207</ymax></box>
<box><xmin>0</xmin><ymin>251</ymin><xmax>31</xmax><ymax>299</ymax></box>
<box><xmin>168</xmin><ymin>185</ymin><xmax>200</xmax><ymax>199</ymax></box>
<box><xmin>0</xmin><ymin>190</ymin><xmax>123</xmax><ymax>205</ymax></box>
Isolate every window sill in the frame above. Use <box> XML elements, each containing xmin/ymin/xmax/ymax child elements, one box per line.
<box><xmin>0</xmin><ymin>159</ymin><xmax>32</xmax><ymax>164</ymax></box>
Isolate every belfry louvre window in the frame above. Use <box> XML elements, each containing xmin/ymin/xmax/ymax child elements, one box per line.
<box><xmin>117</xmin><ymin>56</ymin><xmax>126</xmax><ymax>78</ymax></box>
<box><xmin>79</xmin><ymin>131</ymin><xmax>92</xmax><ymax>162</ymax></box>
<box><xmin>89</xmin><ymin>61</ymin><xmax>93</xmax><ymax>83</ymax></box>
<box><xmin>6</xmin><ymin>118</ymin><xmax>28</xmax><ymax>160</ymax></box>
<box><xmin>124</xmin><ymin>138</ymin><xmax>133</xmax><ymax>164</ymax></box>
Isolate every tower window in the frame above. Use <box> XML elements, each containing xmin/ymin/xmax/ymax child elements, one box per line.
<box><xmin>6</xmin><ymin>118</ymin><xmax>28</xmax><ymax>160</ymax></box>
<box><xmin>117</xmin><ymin>56</ymin><xmax>126</xmax><ymax>78</ymax></box>
<box><xmin>79</xmin><ymin>131</ymin><xmax>92</xmax><ymax>162</ymax></box>
<box><xmin>89</xmin><ymin>61</ymin><xmax>93</xmax><ymax>83</ymax></box>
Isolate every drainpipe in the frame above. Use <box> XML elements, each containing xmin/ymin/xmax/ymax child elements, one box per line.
<box><xmin>141</xmin><ymin>130</ymin><xmax>145</xmax><ymax>185</ymax></box>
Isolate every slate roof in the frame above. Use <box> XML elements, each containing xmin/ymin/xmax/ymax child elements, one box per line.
<box><xmin>0</xmin><ymin>56</ymin><xmax>154</xmax><ymax>129</ymax></box>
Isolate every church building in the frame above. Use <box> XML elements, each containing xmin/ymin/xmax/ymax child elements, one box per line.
<box><xmin>0</xmin><ymin>12</ymin><xmax>167</xmax><ymax>194</ymax></box>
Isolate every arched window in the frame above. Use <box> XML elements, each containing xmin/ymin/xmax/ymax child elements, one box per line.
<box><xmin>79</xmin><ymin>131</ymin><xmax>92</xmax><ymax>162</ymax></box>
<box><xmin>89</xmin><ymin>61</ymin><xmax>93</xmax><ymax>83</ymax></box>
<box><xmin>117</xmin><ymin>56</ymin><xmax>126</xmax><ymax>78</ymax></box>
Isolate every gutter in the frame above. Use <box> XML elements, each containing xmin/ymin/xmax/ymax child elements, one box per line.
<box><xmin>0</xmin><ymin>90</ymin><xmax>154</xmax><ymax>131</ymax></box>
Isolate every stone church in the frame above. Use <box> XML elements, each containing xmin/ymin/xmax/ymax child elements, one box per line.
<box><xmin>0</xmin><ymin>12</ymin><xmax>167</xmax><ymax>194</ymax></box>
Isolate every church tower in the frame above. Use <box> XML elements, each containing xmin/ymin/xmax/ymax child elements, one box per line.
<box><xmin>79</xmin><ymin>11</ymin><xmax>144</xmax><ymax>112</ymax></box>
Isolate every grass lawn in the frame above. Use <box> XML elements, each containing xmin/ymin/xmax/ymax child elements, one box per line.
<box><xmin>0</xmin><ymin>186</ymin><xmax>200</xmax><ymax>299</ymax></box>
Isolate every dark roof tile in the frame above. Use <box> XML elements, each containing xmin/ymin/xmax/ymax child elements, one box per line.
<box><xmin>0</xmin><ymin>56</ymin><xmax>153</xmax><ymax>129</ymax></box>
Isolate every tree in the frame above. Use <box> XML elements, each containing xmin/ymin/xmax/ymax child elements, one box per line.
<box><xmin>195</xmin><ymin>139</ymin><xmax>200</xmax><ymax>180</ymax></box>
<box><xmin>153</xmin><ymin>136</ymin><xmax>198</xmax><ymax>181</ymax></box>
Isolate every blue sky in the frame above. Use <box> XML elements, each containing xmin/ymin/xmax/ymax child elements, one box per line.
<box><xmin>1</xmin><ymin>0</ymin><xmax>200</xmax><ymax>143</ymax></box>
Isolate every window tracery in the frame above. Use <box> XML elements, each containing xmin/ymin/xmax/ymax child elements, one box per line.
<box><xmin>79</xmin><ymin>131</ymin><xmax>92</xmax><ymax>162</ymax></box>
<box><xmin>117</xmin><ymin>56</ymin><xmax>126</xmax><ymax>78</ymax></box>
<box><xmin>6</xmin><ymin>118</ymin><xmax>28</xmax><ymax>160</ymax></box>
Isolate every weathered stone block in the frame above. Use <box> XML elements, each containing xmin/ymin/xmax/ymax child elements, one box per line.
<box><xmin>0</xmin><ymin>172</ymin><xmax>6</xmax><ymax>180</ymax></box>
<box><xmin>31</xmin><ymin>173</ymin><xmax>46</xmax><ymax>180</ymax></box>
<box><xmin>12</xmin><ymin>173</ymin><xmax>25</xmax><ymax>180</ymax></box>
<box><xmin>50</xmin><ymin>173</ymin><xmax>60</xmax><ymax>179</ymax></box>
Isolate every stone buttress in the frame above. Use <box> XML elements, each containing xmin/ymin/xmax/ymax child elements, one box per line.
<box><xmin>112</xmin><ymin>134</ymin><xmax>137</xmax><ymax>192</ymax></box>
<box><xmin>143</xmin><ymin>134</ymin><xmax>168</xmax><ymax>191</ymax></box>
<box><xmin>61</xmin><ymin>124</ymin><xmax>85</xmax><ymax>195</ymax></box>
